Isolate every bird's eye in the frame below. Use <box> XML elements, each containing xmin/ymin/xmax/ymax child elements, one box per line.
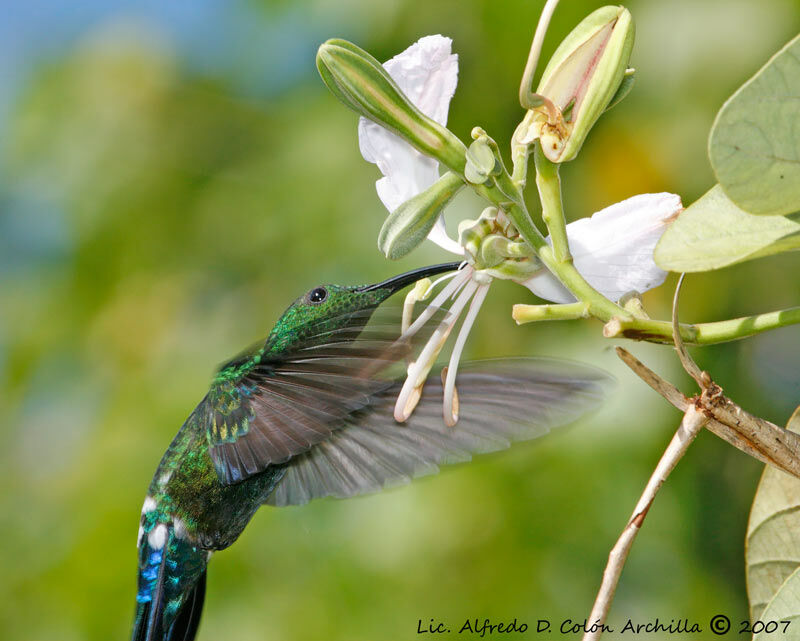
<box><xmin>308</xmin><ymin>287</ymin><xmax>328</xmax><ymax>304</ymax></box>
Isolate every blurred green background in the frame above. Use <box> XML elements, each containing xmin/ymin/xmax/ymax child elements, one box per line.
<box><xmin>2</xmin><ymin>1</ymin><xmax>800</xmax><ymax>639</ymax></box>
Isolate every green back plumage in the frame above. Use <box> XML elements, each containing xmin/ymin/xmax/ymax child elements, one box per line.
<box><xmin>203</xmin><ymin>285</ymin><xmax>391</xmax><ymax>454</ymax></box>
<box><xmin>199</xmin><ymin>284</ymin><xmax>403</xmax><ymax>485</ymax></box>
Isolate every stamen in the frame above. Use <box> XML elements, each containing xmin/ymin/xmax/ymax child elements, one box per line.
<box><xmin>401</xmin><ymin>385</ymin><xmax>423</xmax><ymax>421</ymax></box>
<box><xmin>443</xmin><ymin>282</ymin><xmax>490</xmax><ymax>426</ymax></box>
<box><xmin>403</xmin><ymin>266</ymin><xmax>473</xmax><ymax>339</ymax></box>
<box><xmin>440</xmin><ymin>367</ymin><xmax>460</xmax><ymax>426</ymax></box>
<box><xmin>427</xmin><ymin>269</ymin><xmax>462</xmax><ymax>293</ymax></box>
<box><xmin>401</xmin><ymin>270</ymin><xmax>461</xmax><ymax>334</ymax></box>
<box><xmin>394</xmin><ymin>276</ymin><xmax>478</xmax><ymax>422</ymax></box>
<box><xmin>402</xmin><ymin>278</ymin><xmax>433</xmax><ymax>335</ymax></box>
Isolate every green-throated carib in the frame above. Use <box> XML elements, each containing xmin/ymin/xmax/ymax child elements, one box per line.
<box><xmin>130</xmin><ymin>262</ymin><xmax>610</xmax><ymax>641</ymax></box>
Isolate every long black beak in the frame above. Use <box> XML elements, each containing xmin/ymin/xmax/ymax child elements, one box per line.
<box><xmin>358</xmin><ymin>262</ymin><xmax>462</xmax><ymax>293</ymax></box>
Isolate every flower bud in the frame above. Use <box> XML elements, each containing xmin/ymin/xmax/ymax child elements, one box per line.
<box><xmin>464</xmin><ymin>137</ymin><xmax>500</xmax><ymax>185</ymax></box>
<box><xmin>458</xmin><ymin>209</ymin><xmax>541</xmax><ymax>280</ymax></box>
<box><xmin>317</xmin><ymin>39</ymin><xmax>467</xmax><ymax>173</ymax></box>
<box><xmin>458</xmin><ymin>211</ymin><xmax>496</xmax><ymax>264</ymax></box>
<box><xmin>532</xmin><ymin>6</ymin><xmax>634</xmax><ymax>163</ymax></box>
<box><xmin>377</xmin><ymin>172</ymin><xmax>464</xmax><ymax>259</ymax></box>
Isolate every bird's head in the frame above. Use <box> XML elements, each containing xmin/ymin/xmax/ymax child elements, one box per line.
<box><xmin>266</xmin><ymin>262</ymin><xmax>461</xmax><ymax>352</ymax></box>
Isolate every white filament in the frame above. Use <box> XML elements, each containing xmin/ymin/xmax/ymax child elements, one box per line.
<box><xmin>443</xmin><ymin>282</ymin><xmax>489</xmax><ymax>426</ymax></box>
<box><xmin>402</xmin><ymin>270</ymin><xmax>460</xmax><ymax>334</ymax></box>
<box><xmin>403</xmin><ymin>266</ymin><xmax>472</xmax><ymax>339</ymax></box>
<box><xmin>394</xmin><ymin>276</ymin><xmax>478</xmax><ymax>422</ymax></box>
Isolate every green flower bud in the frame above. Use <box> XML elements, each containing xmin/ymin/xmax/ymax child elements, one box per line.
<box><xmin>458</xmin><ymin>211</ymin><xmax>496</xmax><ymax>264</ymax></box>
<box><xmin>377</xmin><ymin>172</ymin><xmax>464</xmax><ymax>260</ymax></box>
<box><xmin>317</xmin><ymin>39</ymin><xmax>467</xmax><ymax>173</ymax></box>
<box><xmin>464</xmin><ymin>136</ymin><xmax>500</xmax><ymax>185</ymax></box>
<box><xmin>457</xmin><ymin>208</ymin><xmax>541</xmax><ymax>279</ymax></box>
<box><xmin>532</xmin><ymin>6</ymin><xmax>635</xmax><ymax>163</ymax></box>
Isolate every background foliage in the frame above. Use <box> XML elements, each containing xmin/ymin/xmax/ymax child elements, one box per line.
<box><xmin>2</xmin><ymin>1</ymin><xmax>800</xmax><ymax>639</ymax></box>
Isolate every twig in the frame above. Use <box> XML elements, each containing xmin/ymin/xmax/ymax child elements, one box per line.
<box><xmin>616</xmin><ymin>274</ymin><xmax>800</xmax><ymax>477</ymax></box>
<box><xmin>671</xmin><ymin>274</ymin><xmax>707</xmax><ymax>388</ymax></box>
<box><xmin>582</xmin><ymin>406</ymin><xmax>708</xmax><ymax>641</ymax></box>
<box><xmin>614</xmin><ymin>347</ymin><xmax>687</xmax><ymax>410</ymax></box>
<box><xmin>615</xmin><ymin>348</ymin><xmax>800</xmax><ymax>478</ymax></box>
<box><xmin>581</xmin><ymin>276</ymin><xmax>800</xmax><ymax>640</ymax></box>
<box><xmin>615</xmin><ymin>347</ymin><xmax>785</xmax><ymax>471</ymax></box>
<box><xmin>581</xmin><ymin>277</ymin><xmax>712</xmax><ymax>640</ymax></box>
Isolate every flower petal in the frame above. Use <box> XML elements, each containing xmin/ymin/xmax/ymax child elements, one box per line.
<box><xmin>523</xmin><ymin>192</ymin><xmax>682</xmax><ymax>303</ymax></box>
<box><xmin>382</xmin><ymin>35</ymin><xmax>459</xmax><ymax>127</ymax></box>
<box><xmin>358</xmin><ymin>35</ymin><xmax>461</xmax><ymax>251</ymax></box>
<box><xmin>427</xmin><ymin>215</ymin><xmax>465</xmax><ymax>255</ymax></box>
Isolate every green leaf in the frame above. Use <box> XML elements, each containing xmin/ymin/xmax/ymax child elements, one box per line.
<box><xmin>709</xmin><ymin>34</ymin><xmax>800</xmax><ymax>217</ymax></box>
<box><xmin>654</xmin><ymin>185</ymin><xmax>800</xmax><ymax>272</ymax></box>
<box><xmin>746</xmin><ymin>407</ymin><xmax>800</xmax><ymax>625</ymax></box>
<box><xmin>753</xmin><ymin>568</ymin><xmax>800</xmax><ymax>639</ymax></box>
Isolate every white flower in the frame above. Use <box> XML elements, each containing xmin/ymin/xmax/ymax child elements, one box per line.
<box><xmin>358</xmin><ymin>35</ymin><xmax>462</xmax><ymax>255</ymax></box>
<box><xmin>358</xmin><ymin>36</ymin><xmax>490</xmax><ymax>425</ymax></box>
<box><xmin>357</xmin><ymin>36</ymin><xmax>681</xmax><ymax>426</ymax></box>
<box><xmin>523</xmin><ymin>192</ymin><xmax>682</xmax><ymax>304</ymax></box>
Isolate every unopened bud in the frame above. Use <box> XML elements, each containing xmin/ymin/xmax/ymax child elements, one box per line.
<box><xmin>317</xmin><ymin>39</ymin><xmax>467</xmax><ymax>173</ymax></box>
<box><xmin>531</xmin><ymin>6</ymin><xmax>635</xmax><ymax>162</ymax></box>
<box><xmin>377</xmin><ymin>172</ymin><xmax>464</xmax><ymax>259</ymax></box>
<box><xmin>458</xmin><ymin>209</ymin><xmax>497</xmax><ymax>263</ymax></box>
<box><xmin>464</xmin><ymin>138</ymin><xmax>500</xmax><ymax>185</ymax></box>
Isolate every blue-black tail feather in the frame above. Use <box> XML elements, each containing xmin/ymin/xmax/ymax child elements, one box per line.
<box><xmin>132</xmin><ymin>569</ymin><xmax>206</xmax><ymax>641</ymax></box>
<box><xmin>170</xmin><ymin>569</ymin><xmax>206</xmax><ymax>641</ymax></box>
<box><xmin>132</xmin><ymin>544</ymin><xmax>167</xmax><ymax>641</ymax></box>
<box><xmin>132</xmin><ymin>519</ymin><xmax>208</xmax><ymax>641</ymax></box>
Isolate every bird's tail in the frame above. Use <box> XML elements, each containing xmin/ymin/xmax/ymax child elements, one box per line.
<box><xmin>132</xmin><ymin>518</ymin><xmax>208</xmax><ymax>641</ymax></box>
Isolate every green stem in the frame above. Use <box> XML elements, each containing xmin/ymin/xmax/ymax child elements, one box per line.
<box><xmin>511</xmin><ymin>112</ymin><xmax>536</xmax><ymax>190</ymax></box>
<box><xmin>472</xmin><ymin>166</ymin><xmax>629</xmax><ymax>322</ymax></box>
<box><xmin>538</xmin><ymin>250</ymin><xmax>631</xmax><ymax>320</ymax></box>
<box><xmin>461</xmin><ymin>129</ymin><xmax>800</xmax><ymax>347</ymax></box>
<box><xmin>513</xmin><ymin>302</ymin><xmax>590</xmax><ymax>323</ymax></box>
<box><xmin>534</xmin><ymin>143</ymin><xmax>571</xmax><ymax>263</ymax></box>
<box><xmin>603</xmin><ymin>307</ymin><xmax>800</xmax><ymax>345</ymax></box>
<box><xmin>511</xmin><ymin>136</ymin><xmax>530</xmax><ymax>190</ymax></box>
<box><xmin>499</xmin><ymin>159</ymin><xmax>628</xmax><ymax>322</ymax></box>
<box><xmin>620</xmin><ymin>294</ymin><xmax>650</xmax><ymax>320</ymax></box>
<box><xmin>518</xmin><ymin>0</ymin><xmax>563</xmax><ymax>109</ymax></box>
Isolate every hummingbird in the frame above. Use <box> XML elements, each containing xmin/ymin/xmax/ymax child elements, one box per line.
<box><xmin>130</xmin><ymin>262</ymin><xmax>611</xmax><ymax>641</ymax></box>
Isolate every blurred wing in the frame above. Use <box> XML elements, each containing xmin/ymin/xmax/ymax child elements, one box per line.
<box><xmin>265</xmin><ymin>358</ymin><xmax>613</xmax><ymax>506</ymax></box>
<box><xmin>207</xmin><ymin>307</ymin><xmax>440</xmax><ymax>485</ymax></box>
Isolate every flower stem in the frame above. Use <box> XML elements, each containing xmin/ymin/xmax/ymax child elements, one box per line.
<box><xmin>512</xmin><ymin>302</ymin><xmax>590</xmax><ymax>323</ymax></box>
<box><xmin>497</xmin><ymin>143</ymin><xmax>629</xmax><ymax>322</ymax></box>
<box><xmin>534</xmin><ymin>143</ymin><xmax>571</xmax><ymax>263</ymax></box>
<box><xmin>465</xmin><ymin>125</ymin><xmax>798</xmax><ymax>347</ymax></box>
<box><xmin>518</xmin><ymin>0</ymin><xmax>563</xmax><ymax>109</ymax></box>
<box><xmin>511</xmin><ymin>115</ymin><xmax>534</xmax><ymax>190</ymax></box>
<box><xmin>472</xmin><ymin>173</ymin><xmax>629</xmax><ymax>322</ymax></box>
<box><xmin>603</xmin><ymin>306</ymin><xmax>800</xmax><ymax>345</ymax></box>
